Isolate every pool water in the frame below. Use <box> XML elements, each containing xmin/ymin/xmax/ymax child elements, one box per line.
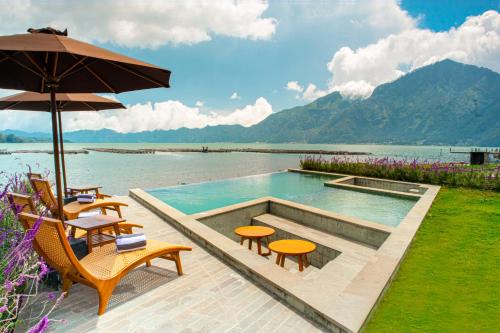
<box><xmin>147</xmin><ymin>172</ymin><xmax>415</xmax><ymax>227</ymax></box>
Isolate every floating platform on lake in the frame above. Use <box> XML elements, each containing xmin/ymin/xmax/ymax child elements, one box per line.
<box><xmin>450</xmin><ymin>148</ymin><xmax>500</xmax><ymax>165</ymax></box>
<box><xmin>0</xmin><ymin>149</ymin><xmax>89</xmax><ymax>155</ymax></box>
<box><xmin>84</xmin><ymin>147</ymin><xmax>370</xmax><ymax>155</ymax></box>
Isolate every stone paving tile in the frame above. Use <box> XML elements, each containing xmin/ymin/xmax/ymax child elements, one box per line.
<box><xmin>35</xmin><ymin>196</ymin><xmax>324</xmax><ymax>333</ymax></box>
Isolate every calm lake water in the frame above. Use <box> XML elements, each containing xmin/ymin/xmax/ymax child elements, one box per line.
<box><xmin>0</xmin><ymin>142</ymin><xmax>483</xmax><ymax>195</ymax></box>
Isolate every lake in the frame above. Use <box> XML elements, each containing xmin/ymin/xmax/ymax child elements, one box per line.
<box><xmin>0</xmin><ymin>142</ymin><xmax>479</xmax><ymax>195</ymax></box>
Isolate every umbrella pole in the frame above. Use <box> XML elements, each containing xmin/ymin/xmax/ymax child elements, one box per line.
<box><xmin>49</xmin><ymin>86</ymin><xmax>65</xmax><ymax>220</ymax></box>
<box><xmin>57</xmin><ymin>109</ymin><xmax>68</xmax><ymax>197</ymax></box>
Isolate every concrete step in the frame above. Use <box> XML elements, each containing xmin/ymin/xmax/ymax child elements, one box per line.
<box><xmin>252</xmin><ymin>214</ymin><xmax>376</xmax><ymax>258</ymax></box>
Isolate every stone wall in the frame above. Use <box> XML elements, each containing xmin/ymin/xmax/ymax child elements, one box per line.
<box><xmin>269</xmin><ymin>201</ymin><xmax>389</xmax><ymax>248</ymax></box>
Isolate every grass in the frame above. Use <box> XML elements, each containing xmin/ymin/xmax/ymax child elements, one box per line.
<box><xmin>364</xmin><ymin>187</ymin><xmax>500</xmax><ymax>332</ymax></box>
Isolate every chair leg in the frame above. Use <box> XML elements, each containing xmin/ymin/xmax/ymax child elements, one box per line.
<box><xmin>146</xmin><ymin>260</ymin><xmax>152</xmax><ymax>267</ymax></box>
<box><xmin>173</xmin><ymin>253</ymin><xmax>183</xmax><ymax>276</ymax></box>
<box><xmin>97</xmin><ymin>279</ymin><xmax>119</xmax><ymax>315</ymax></box>
<box><xmin>62</xmin><ymin>278</ymin><xmax>73</xmax><ymax>296</ymax></box>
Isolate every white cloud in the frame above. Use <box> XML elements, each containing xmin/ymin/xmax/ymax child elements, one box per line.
<box><xmin>0</xmin><ymin>0</ymin><xmax>277</xmax><ymax>48</ymax></box>
<box><xmin>292</xmin><ymin>10</ymin><xmax>500</xmax><ymax>100</ymax></box>
<box><xmin>302</xmin><ymin>84</ymin><xmax>328</xmax><ymax>101</ymax></box>
<box><xmin>0</xmin><ymin>88</ymin><xmax>22</xmax><ymax>98</ymax></box>
<box><xmin>286</xmin><ymin>81</ymin><xmax>303</xmax><ymax>92</ymax></box>
<box><xmin>195</xmin><ymin>101</ymin><xmax>204</xmax><ymax>107</ymax></box>
<box><xmin>0</xmin><ymin>98</ymin><xmax>273</xmax><ymax>133</ymax></box>
<box><xmin>230</xmin><ymin>92</ymin><xmax>241</xmax><ymax>100</ymax></box>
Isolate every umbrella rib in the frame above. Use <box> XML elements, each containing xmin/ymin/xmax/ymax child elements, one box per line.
<box><xmin>41</xmin><ymin>52</ymin><xmax>49</xmax><ymax>93</ymax></box>
<box><xmin>0</xmin><ymin>51</ymin><xmax>45</xmax><ymax>79</ymax></box>
<box><xmin>4</xmin><ymin>101</ymin><xmax>22</xmax><ymax>110</ymax></box>
<box><xmin>59</xmin><ymin>56</ymin><xmax>90</xmax><ymax>79</ymax></box>
<box><xmin>105</xmin><ymin>60</ymin><xmax>166</xmax><ymax>87</ymax></box>
<box><xmin>22</xmin><ymin>52</ymin><xmax>47</xmax><ymax>78</ymax></box>
<box><xmin>82</xmin><ymin>101</ymin><xmax>98</xmax><ymax>111</ymax></box>
<box><xmin>52</xmin><ymin>52</ymin><xmax>59</xmax><ymax>78</ymax></box>
<box><xmin>59</xmin><ymin>101</ymin><xmax>69</xmax><ymax>109</ymax></box>
<box><xmin>61</xmin><ymin>57</ymin><xmax>99</xmax><ymax>80</ymax></box>
<box><xmin>83</xmin><ymin>64</ymin><xmax>117</xmax><ymax>93</ymax></box>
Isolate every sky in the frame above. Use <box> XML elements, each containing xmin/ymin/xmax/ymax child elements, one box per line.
<box><xmin>0</xmin><ymin>0</ymin><xmax>499</xmax><ymax>133</ymax></box>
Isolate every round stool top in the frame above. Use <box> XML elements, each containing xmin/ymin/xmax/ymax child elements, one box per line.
<box><xmin>268</xmin><ymin>239</ymin><xmax>316</xmax><ymax>255</ymax></box>
<box><xmin>234</xmin><ymin>226</ymin><xmax>275</xmax><ymax>238</ymax></box>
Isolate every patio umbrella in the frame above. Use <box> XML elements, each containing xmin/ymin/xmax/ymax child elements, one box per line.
<box><xmin>0</xmin><ymin>92</ymin><xmax>125</xmax><ymax>195</ymax></box>
<box><xmin>0</xmin><ymin>27</ymin><xmax>171</xmax><ymax>219</ymax></box>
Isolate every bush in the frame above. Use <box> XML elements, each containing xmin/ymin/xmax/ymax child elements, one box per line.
<box><xmin>300</xmin><ymin>156</ymin><xmax>500</xmax><ymax>191</ymax></box>
<box><xmin>0</xmin><ymin>171</ymin><xmax>64</xmax><ymax>332</ymax></box>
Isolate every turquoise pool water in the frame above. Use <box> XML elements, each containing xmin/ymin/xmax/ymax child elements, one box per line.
<box><xmin>147</xmin><ymin>172</ymin><xmax>416</xmax><ymax>227</ymax></box>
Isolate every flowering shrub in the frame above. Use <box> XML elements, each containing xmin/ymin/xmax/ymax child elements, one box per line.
<box><xmin>300</xmin><ymin>156</ymin><xmax>500</xmax><ymax>191</ymax></box>
<box><xmin>0</xmin><ymin>171</ymin><xmax>64</xmax><ymax>332</ymax></box>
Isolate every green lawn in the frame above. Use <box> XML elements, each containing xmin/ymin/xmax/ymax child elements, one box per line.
<box><xmin>364</xmin><ymin>187</ymin><xmax>500</xmax><ymax>332</ymax></box>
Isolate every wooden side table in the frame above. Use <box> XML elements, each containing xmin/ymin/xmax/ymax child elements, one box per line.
<box><xmin>268</xmin><ymin>239</ymin><xmax>316</xmax><ymax>272</ymax></box>
<box><xmin>234</xmin><ymin>226</ymin><xmax>275</xmax><ymax>256</ymax></box>
<box><xmin>65</xmin><ymin>215</ymin><xmax>125</xmax><ymax>253</ymax></box>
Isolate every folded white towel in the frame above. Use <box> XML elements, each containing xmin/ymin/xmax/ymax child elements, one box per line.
<box><xmin>116</xmin><ymin>233</ymin><xmax>147</xmax><ymax>253</ymax></box>
<box><xmin>116</xmin><ymin>234</ymin><xmax>146</xmax><ymax>246</ymax></box>
<box><xmin>77</xmin><ymin>194</ymin><xmax>95</xmax><ymax>203</ymax></box>
<box><xmin>77</xmin><ymin>199</ymin><xmax>95</xmax><ymax>204</ymax></box>
<box><xmin>78</xmin><ymin>210</ymin><xmax>101</xmax><ymax>218</ymax></box>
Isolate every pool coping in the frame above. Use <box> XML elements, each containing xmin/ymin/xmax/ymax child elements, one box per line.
<box><xmin>130</xmin><ymin>172</ymin><xmax>440</xmax><ymax>333</ymax></box>
<box><xmin>288</xmin><ymin>168</ymin><xmax>425</xmax><ymax>200</ymax></box>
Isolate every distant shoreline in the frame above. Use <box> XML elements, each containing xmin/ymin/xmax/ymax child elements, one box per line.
<box><xmin>0</xmin><ymin>147</ymin><xmax>371</xmax><ymax>155</ymax></box>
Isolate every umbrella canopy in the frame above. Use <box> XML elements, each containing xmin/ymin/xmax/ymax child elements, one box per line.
<box><xmin>0</xmin><ymin>27</ymin><xmax>171</xmax><ymax>219</ymax></box>
<box><xmin>0</xmin><ymin>92</ymin><xmax>125</xmax><ymax>194</ymax></box>
<box><xmin>0</xmin><ymin>92</ymin><xmax>125</xmax><ymax>111</ymax></box>
<box><xmin>0</xmin><ymin>28</ymin><xmax>171</xmax><ymax>93</ymax></box>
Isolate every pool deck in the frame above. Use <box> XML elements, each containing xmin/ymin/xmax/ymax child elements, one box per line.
<box><xmin>42</xmin><ymin>196</ymin><xmax>322</xmax><ymax>332</ymax></box>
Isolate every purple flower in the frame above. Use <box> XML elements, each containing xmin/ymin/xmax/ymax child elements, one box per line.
<box><xmin>28</xmin><ymin>315</ymin><xmax>49</xmax><ymax>333</ymax></box>
<box><xmin>47</xmin><ymin>292</ymin><xmax>57</xmax><ymax>301</ymax></box>
<box><xmin>39</xmin><ymin>260</ymin><xmax>49</xmax><ymax>279</ymax></box>
<box><xmin>4</xmin><ymin>280</ymin><xmax>14</xmax><ymax>292</ymax></box>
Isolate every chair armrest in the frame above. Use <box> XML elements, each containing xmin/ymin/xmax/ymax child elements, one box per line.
<box><xmin>118</xmin><ymin>223</ymin><xmax>143</xmax><ymax>234</ymax></box>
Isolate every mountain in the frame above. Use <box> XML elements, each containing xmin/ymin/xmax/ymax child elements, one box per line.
<box><xmin>2</xmin><ymin>60</ymin><xmax>499</xmax><ymax>145</ymax></box>
<box><xmin>246</xmin><ymin>59</ymin><xmax>500</xmax><ymax>145</ymax></box>
<box><xmin>0</xmin><ymin>132</ymin><xmax>51</xmax><ymax>143</ymax></box>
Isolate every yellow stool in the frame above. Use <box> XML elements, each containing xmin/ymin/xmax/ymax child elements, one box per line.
<box><xmin>234</xmin><ymin>226</ymin><xmax>275</xmax><ymax>256</ymax></box>
<box><xmin>268</xmin><ymin>239</ymin><xmax>316</xmax><ymax>272</ymax></box>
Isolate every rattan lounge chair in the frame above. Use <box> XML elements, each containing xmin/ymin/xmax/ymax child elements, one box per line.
<box><xmin>7</xmin><ymin>192</ymin><xmax>36</xmax><ymax>213</ymax></box>
<box><xmin>19</xmin><ymin>212</ymin><xmax>192</xmax><ymax>315</ymax></box>
<box><xmin>29</xmin><ymin>178</ymin><xmax>141</xmax><ymax>234</ymax></box>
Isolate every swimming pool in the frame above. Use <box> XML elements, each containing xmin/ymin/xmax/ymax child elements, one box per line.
<box><xmin>147</xmin><ymin>172</ymin><xmax>415</xmax><ymax>227</ymax></box>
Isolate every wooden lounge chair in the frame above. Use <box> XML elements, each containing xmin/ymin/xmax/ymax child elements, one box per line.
<box><xmin>7</xmin><ymin>192</ymin><xmax>36</xmax><ymax>213</ymax></box>
<box><xmin>19</xmin><ymin>213</ymin><xmax>192</xmax><ymax>315</ymax></box>
<box><xmin>30</xmin><ymin>178</ymin><xmax>143</xmax><ymax>234</ymax></box>
<box><xmin>27</xmin><ymin>172</ymin><xmax>106</xmax><ymax>198</ymax></box>
<box><xmin>28</xmin><ymin>176</ymin><xmax>114</xmax><ymax>214</ymax></box>
<box><xmin>29</xmin><ymin>178</ymin><xmax>141</xmax><ymax>234</ymax></box>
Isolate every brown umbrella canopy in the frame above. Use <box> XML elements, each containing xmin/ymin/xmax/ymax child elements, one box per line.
<box><xmin>0</xmin><ymin>30</ymin><xmax>171</xmax><ymax>93</ymax></box>
<box><xmin>0</xmin><ymin>27</ymin><xmax>171</xmax><ymax>219</ymax></box>
<box><xmin>0</xmin><ymin>92</ymin><xmax>125</xmax><ymax>111</ymax></box>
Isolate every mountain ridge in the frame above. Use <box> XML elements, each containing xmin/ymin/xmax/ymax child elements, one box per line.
<box><xmin>2</xmin><ymin>60</ymin><xmax>499</xmax><ymax>145</ymax></box>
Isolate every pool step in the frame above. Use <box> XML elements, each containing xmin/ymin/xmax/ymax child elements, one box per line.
<box><xmin>252</xmin><ymin>214</ymin><xmax>377</xmax><ymax>258</ymax></box>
